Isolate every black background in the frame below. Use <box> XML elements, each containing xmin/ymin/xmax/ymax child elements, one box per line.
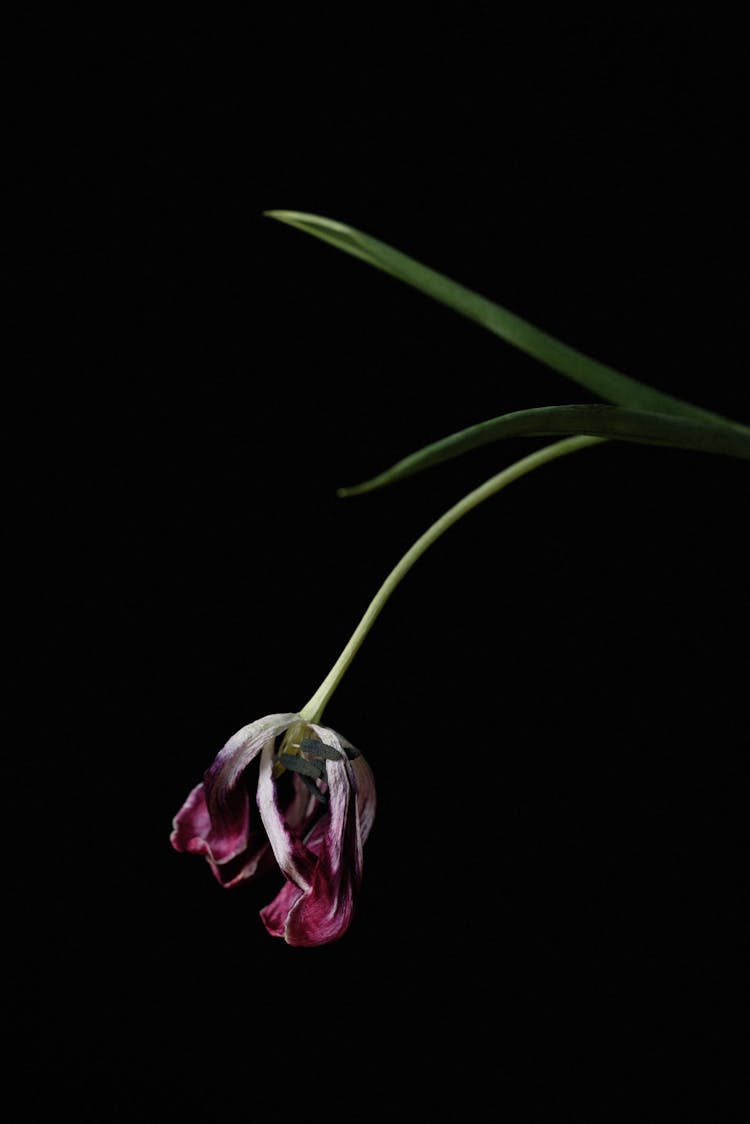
<box><xmin>15</xmin><ymin>9</ymin><xmax>749</xmax><ymax>1121</ymax></box>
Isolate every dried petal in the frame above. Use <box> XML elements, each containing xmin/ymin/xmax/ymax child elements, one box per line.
<box><xmin>259</xmin><ymin>725</ymin><xmax>371</xmax><ymax>946</ymax></box>
<box><xmin>170</xmin><ymin>712</ymin><xmax>298</xmax><ymax>883</ymax></box>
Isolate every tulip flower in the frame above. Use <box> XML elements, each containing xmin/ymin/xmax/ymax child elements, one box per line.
<box><xmin>173</xmin><ymin>437</ymin><xmax>605</xmax><ymax>945</ymax></box>
<box><xmin>171</xmin><ymin>713</ymin><xmax>376</xmax><ymax>946</ymax></box>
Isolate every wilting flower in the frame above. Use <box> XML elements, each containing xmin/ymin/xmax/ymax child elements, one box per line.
<box><xmin>171</xmin><ymin>712</ymin><xmax>376</xmax><ymax>946</ymax></box>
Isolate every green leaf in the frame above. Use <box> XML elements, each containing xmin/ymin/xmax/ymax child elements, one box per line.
<box><xmin>265</xmin><ymin>210</ymin><xmax>745</xmax><ymax>431</ymax></box>
<box><xmin>337</xmin><ymin>405</ymin><xmax>750</xmax><ymax>495</ymax></box>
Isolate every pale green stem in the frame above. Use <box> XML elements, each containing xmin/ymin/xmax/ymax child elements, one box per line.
<box><xmin>299</xmin><ymin>434</ymin><xmax>603</xmax><ymax>724</ymax></box>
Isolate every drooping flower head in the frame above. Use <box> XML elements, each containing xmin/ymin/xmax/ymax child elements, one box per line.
<box><xmin>171</xmin><ymin>713</ymin><xmax>376</xmax><ymax>947</ymax></box>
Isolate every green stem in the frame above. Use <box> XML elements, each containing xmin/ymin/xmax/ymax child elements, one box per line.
<box><xmin>299</xmin><ymin>434</ymin><xmax>602</xmax><ymax>724</ymax></box>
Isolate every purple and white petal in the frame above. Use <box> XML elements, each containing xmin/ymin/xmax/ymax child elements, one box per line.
<box><xmin>285</xmin><ymin>771</ymin><xmax>320</xmax><ymax>834</ymax></box>
<box><xmin>310</xmin><ymin>723</ymin><xmax>376</xmax><ymax>842</ymax></box>
<box><xmin>171</xmin><ymin>784</ymin><xmax>212</xmax><ymax>854</ymax></box>
<box><xmin>259</xmin><ymin>879</ymin><xmax>304</xmax><ymax>939</ymax></box>
<box><xmin>171</xmin><ymin>780</ymin><xmax>273</xmax><ymax>887</ymax></box>
<box><xmin>282</xmin><ymin>749</ymin><xmax>362</xmax><ymax>947</ymax></box>
<box><xmin>170</xmin><ymin>712</ymin><xmax>298</xmax><ymax>872</ymax></box>
<box><xmin>257</xmin><ymin>740</ymin><xmax>318</xmax><ymax>893</ymax></box>
<box><xmin>351</xmin><ymin>754</ymin><xmax>377</xmax><ymax>843</ymax></box>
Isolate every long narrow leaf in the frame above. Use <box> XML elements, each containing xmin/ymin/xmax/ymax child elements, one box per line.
<box><xmin>266</xmin><ymin>210</ymin><xmax>746</xmax><ymax>433</ymax></box>
<box><xmin>338</xmin><ymin>405</ymin><xmax>750</xmax><ymax>495</ymax></box>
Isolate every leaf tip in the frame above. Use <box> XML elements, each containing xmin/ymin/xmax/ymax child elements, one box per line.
<box><xmin>336</xmin><ymin>477</ymin><xmax>382</xmax><ymax>498</ymax></box>
<box><xmin>337</xmin><ymin>480</ymin><xmax>376</xmax><ymax>498</ymax></box>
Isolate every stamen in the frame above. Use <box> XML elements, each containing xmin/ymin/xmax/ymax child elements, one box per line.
<box><xmin>279</xmin><ymin>753</ymin><xmax>324</xmax><ymax>780</ymax></box>
<box><xmin>300</xmin><ymin>737</ymin><xmax>361</xmax><ymax>761</ymax></box>
<box><xmin>300</xmin><ymin>738</ymin><xmax>342</xmax><ymax>761</ymax></box>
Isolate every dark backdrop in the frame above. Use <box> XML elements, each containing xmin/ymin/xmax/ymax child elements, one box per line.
<box><xmin>16</xmin><ymin>10</ymin><xmax>749</xmax><ymax>1121</ymax></box>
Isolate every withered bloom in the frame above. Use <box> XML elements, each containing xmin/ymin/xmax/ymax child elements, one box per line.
<box><xmin>171</xmin><ymin>713</ymin><xmax>376</xmax><ymax>946</ymax></box>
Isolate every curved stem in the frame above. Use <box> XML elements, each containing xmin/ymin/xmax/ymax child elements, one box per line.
<box><xmin>299</xmin><ymin>434</ymin><xmax>603</xmax><ymax>724</ymax></box>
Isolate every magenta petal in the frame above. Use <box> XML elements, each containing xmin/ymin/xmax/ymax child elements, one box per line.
<box><xmin>259</xmin><ymin>879</ymin><xmax>304</xmax><ymax>939</ymax></box>
<box><xmin>203</xmin><ymin>713</ymin><xmax>299</xmax><ymax>857</ymax></box>
<box><xmin>171</xmin><ymin>784</ymin><xmax>212</xmax><ymax>854</ymax></box>
<box><xmin>258</xmin><ymin>726</ymin><xmax>366</xmax><ymax>947</ymax></box>
<box><xmin>171</xmin><ymin>712</ymin><xmax>299</xmax><ymax>883</ymax></box>
<box><xmin>171</xmin><ymin>780</ymin><xmax>272</xmax><ymax>886</ymax></box>
<box><xmin>352</xmin><ymin>755</ymin><xmax>376</xmax><ymax>843</ymax></box>
<box><xmin>311</xmin><ymin>723</ymin><xmax>376</xmax><ymax>842</ymax></box>
<box><xmin>257</xmin><ymin>740</ymin><xmax>318</xmax><ymax>892</ymax></box>
<box><xmin>283</xmin><ymin>751</ymin><xmax>361</xmax><ymax>946</ymax></box>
